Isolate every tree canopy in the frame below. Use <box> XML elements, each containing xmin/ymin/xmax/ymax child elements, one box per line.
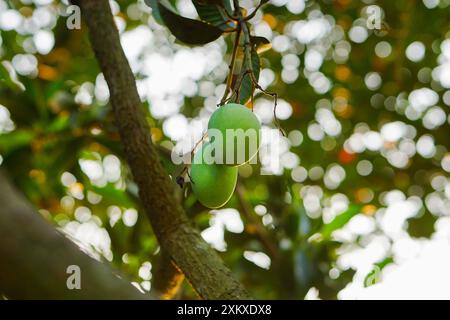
<box><xmin>0</xmin><ymin>0</ymin><xmax>449</xmax><ymax>299</ymax></box>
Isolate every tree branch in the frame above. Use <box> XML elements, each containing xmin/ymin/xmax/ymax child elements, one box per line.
<box><xmin>235</xmin><ymin>183</ymin><xmax>279</xmax><ymax>261</ymax></box>
<box><xmin>72</xmin><ymin>0</ymin><xmax>250</xmax><ymax>299</ymax></box>
<box><xmin>0</xmin><ymin>172</ymin><xmax>147</xmax><ymax>300</ymax></box>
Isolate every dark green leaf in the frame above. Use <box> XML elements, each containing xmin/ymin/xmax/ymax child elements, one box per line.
<box><xmin>251</xmin><ymin>36</ymin><xmax>270</xmax><ymax>45</ymax></box>
<box><xmin>144</xmin><ymin>0</ymin><xmax>176</xmax><ymax>25</ymax></box>
<box><xmin>157</xmin><ymin>2</ymin><xmax>224</xmax><ymax>45</ymax></box>
<box><xmin>239</xmin><ymin>48</ymin><xmax>260</xmax><ymax>104</ymax></box>
<box><xmin>193</xmin><ymin>0</ymin><xmax>233</xmax><ymax>12</ymax></box>
<box><xmin>192</xmin><ymin>0</ymin><xmax>235</xmax><ymax>31</ymax></box>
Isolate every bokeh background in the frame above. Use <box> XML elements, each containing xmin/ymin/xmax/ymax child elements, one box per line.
<box><xmin>1</xmin><ymin>0</ymin><xmax>450</xmax><ymax>299</ymax></box>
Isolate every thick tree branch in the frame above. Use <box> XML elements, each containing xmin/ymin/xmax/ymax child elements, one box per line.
<box><xmin>0</xmin><ymin>172</ymin><xmax>147</xmax><ymax>300</ymax></box>
<box><xmin>73</xmin><ymin>0</ymin><xmax>250</xmax><ymax>299</ymax></box>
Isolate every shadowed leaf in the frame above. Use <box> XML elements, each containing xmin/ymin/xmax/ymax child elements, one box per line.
<box><xmin>144</xmin><ymin>0</ymin><xmax>176</xmax><ymax>25</ymax></box>
<box><xmin>192</xmin><ymin>0</ymin><xmax>235</xmax><ymax>31</ymax></box>
<box><xmin>157</xmin><ymin>2</ymin><xmax>224</xmax><ymax>45</ymax></box>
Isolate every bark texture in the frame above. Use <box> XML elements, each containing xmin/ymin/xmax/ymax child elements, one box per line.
<box><xmin>73</xmin><ymin>0</ymin><xmax>250</xmax><ymax>299</ymax></box>
<box><xmin>0</xmin><ymin>172</ymin><xmax>147</xmax><ymax>300</ymax></box>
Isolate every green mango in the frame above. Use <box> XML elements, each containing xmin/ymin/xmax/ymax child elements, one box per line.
<box><xmin>208</xmin><ymin>103</ymin><xmax>261</xmax><ymax>166</ymax></box>
<box><xmin>190</xmin><ymin>143</ymin><xmax>238</xmax><ymax>209</ymax></box>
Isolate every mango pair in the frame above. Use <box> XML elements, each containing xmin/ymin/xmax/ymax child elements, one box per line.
<box><xmin>190</xmin><ymin>103</ymin><xmax>261</xmax><ymax>208</ymax></box>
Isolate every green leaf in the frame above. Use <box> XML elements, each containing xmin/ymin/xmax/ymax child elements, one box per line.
<box><xmin>319</xmin><ymin>205</ymin><xmax>361</xmax><ymax>241</ymax></box>
<box><xmin>239</xmin><ymin>48</ymin><xmax>260</xmax><ymax>104</ymax></box>
<box><xmin>192</xmin><ymin>0</ymin><xmax>235</xmax><ymax>31</ymax></box>
<box><xmin>144</xmin><ymin>0</ymin><xmax>176</xmax><ymax>25</ymax></box>
<box><xmin>157</xmin><ymin>2</ymin><xmax>224</xmax><ymax>45</ymax></box>
<box><xmin>192</xmin><ymin>0</ymin><xmax>233</xmax><ymax>11</ymax></box>
<box><xmin>45</xmin><ymin>113</ymin><xmax>71</xmax><ymax>133</ymax></box>
<box><xmin>0</xmin><ymin>130</ymin><xmax>34</xmax><ymax>154</ymax></box>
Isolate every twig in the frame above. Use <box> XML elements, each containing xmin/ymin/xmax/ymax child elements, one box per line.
<box><xmin>248</xmin><ymin>76</ymin><xmax>286</xmax><ymax>136</ymax></box>
<box><xmin>244</xmin><ymin>1</ymin><xmax>266</xmax><ymax>21</ymax></box>
<box><xmin>235</xmin><ymin>183</ymin><xmax>279</xmax><ymax>260</ymax></box>
<box><xmin>192</xmin><ymin>131</ymin><xmax>208</xmax><ymax>156</ymax></box>
<box><xmin>176</xmin><ymin>131</ymin><xmax>208</xmax><ymax>187</ymax></box>
<box><xmin>219</xmin><ymin>28</ymin><xmax>241</xmax><ymax>106</ymax></box>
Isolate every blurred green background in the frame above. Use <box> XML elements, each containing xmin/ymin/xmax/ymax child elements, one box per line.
<box><xmin>0</xmin><ymin>0</ymin><xmax>449</xmax><ymax>299</ymax></box>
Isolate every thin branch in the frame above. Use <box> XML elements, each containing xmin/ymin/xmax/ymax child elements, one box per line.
<box><xmin>235</xmin><ymin>183</ymin><xmax>279</xmax><ymax>261</ymax></box>
<box><xmin>176</xmin><ymin>131</ymin><xmax>208</xmax><ymax>188</ymax></box>
<box><xmin>244</xmin><ymin>1</ymin><xmax>266</xmax><ymax>21</ymax></box>
<box><xmin>72</xmin><ymin>0</ymin><xmax>250</xmax><ymax>300</ymax></box>
<box><xmin>220</xmin><ymin>27</ymin><xmax>242</xmax><ymax>106</ymax></box>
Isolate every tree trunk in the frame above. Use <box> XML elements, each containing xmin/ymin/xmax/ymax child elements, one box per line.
<box><xmin>72</xmin><ymin>0</ymin><xmax>251</xmax><ymax>299</ymax></box>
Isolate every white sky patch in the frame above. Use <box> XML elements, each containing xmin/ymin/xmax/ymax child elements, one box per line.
<box><xmin>62</xmin><ymin>220</ymin><xmax>113</xmax><ymax>262</ymax></box>
<box><xmin>33</xmin><ymin>29</ymin><xmax>55</xmax><ymax>55</ymax></box>
<box><xmin>340</xmin><ymin>239</ymin><xmax>450</xmax><ymax>300</ymax></box>
<box><xmin>12</xmin><ymin>54</ymin><xmax>38</xmax><ymax>76</ymax></box>
<box><xmin>0</xmin><ymin>105</ymin><xmax>15</xmax><ymax>133</ymax></box>
<box><xmin>378</xmin><ymin>198</ymin><xmax>421</xmax><ymax>238</ymax></box>
<box><xmin>432</xmin><ymin>39</ymin><xmax>450</xmax><ymax>88</ymax></box>
<box><xmin>201</xmin><ymin>209</ymin><xmax>244</xmax><ymax>252</ymax></box>
<box><xmin>406</xmin><ymin>41</ymin><xmax>426</xmax><ymax>62</ymax></box>
<box><xmin>292</xmin><ymin>17</ymin><xmax>333</xmax><ymax>44</ymax></box>
<box><xmin>349</xmin><ymin>26</ymin><xmax>368</xmax><ymax>43</ymax></box>
<box><xmin>244</xmin><ymin>251</ymin><xmax>271</xmax><ymax>270</ymax></box>
<box><xmin>0</xmin><ymin>9</ymin><xmax>22</xmax><ymax>31</ymax></box>
<box><xmin>122</xmin><ymin>208</ymin><xmax>138</xmax><ymax>227</ymax></box>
